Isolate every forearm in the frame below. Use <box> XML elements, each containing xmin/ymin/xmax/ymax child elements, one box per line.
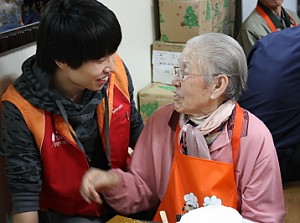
<box><xmin>240</xmin><ymin>153</ymin><xmax>285</xmax><ymax>222</ymax></box>
<box><xmin>1</xmin><ymin>102</ymin><xmax>42</xmax><ymax>213</ymax></box>
<box><xmin>13</xmin><ymin>211</ymin><xmax>38</xmax><ymax>223</ymax></box>
<box><xmin>106</xmin><ymin>109</ymin><xmax>176</xmax><ymax>214</ymax></box>
<box><xmin>103</xmin><ymin>169</ymin><xmax>159</xmax><ymax>215</ymax></box>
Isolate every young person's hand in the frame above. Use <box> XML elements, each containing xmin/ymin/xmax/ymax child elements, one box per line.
<box><xmin>80</xmin><ymin>168</ymin><xmax>120</xmax><ymax>204</ymax></box>
<box><xmin>13</xmin><ymin>211</ymin><xmax>39</xmax><ymax>223</ymax></box>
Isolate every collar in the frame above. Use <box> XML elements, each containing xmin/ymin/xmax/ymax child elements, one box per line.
<box><xmin>169</xmin><ymin>106</ymin><xmax>248</xmax><ymax>153</ymax></box>
<box><xmin>257</xmin><ymin>1</ymin><xmax>292</xmax><ymax>29</ymax></box>
<box><xmin>168</xmin><ymin>110</ymin><xmax>180</xmax><ymax>131</ymax></box>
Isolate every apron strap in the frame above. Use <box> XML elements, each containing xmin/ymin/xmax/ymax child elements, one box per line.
<box><xmin>231</xmin><ymin>103</ymin><xmax>243</xmax><ymax>164</ymax></box>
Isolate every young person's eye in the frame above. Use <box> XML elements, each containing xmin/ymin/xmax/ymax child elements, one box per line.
<box><xmin>96</xmin><ymin>58</ymin><xmax>106</xmax><ymax>63</ymax></box>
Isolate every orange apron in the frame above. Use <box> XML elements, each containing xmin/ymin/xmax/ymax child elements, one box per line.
<box><xmin>153</xmin><ymin>104</ymin><xmax>243</xmax><ymax>223</ymax></box>
<box><xmin>256</xmin><ymin>4</ymin><xmax>298</xmax><ymax>32</ymax></box>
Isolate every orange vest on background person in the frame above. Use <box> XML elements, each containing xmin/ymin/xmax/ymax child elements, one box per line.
<box><xmin>256</xmin><ymin>4</ymin><xmax>298</xmax><ymax>32</ymax></box>
<box><xmin>1</xmin><ymin>54</ymin><xmax>131</xmax><ymax>217</ymax></box>
<box><xmin>153</xmin><ymin>104</ymin><xmax>244</xmax><ymax>223</ymax></box>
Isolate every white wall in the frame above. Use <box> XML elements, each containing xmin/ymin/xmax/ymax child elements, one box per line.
<box><xmin>242</xmin><ymin>0</ymin><xmax>297</xmax><ymax>21</ymax></box>
<box><xmin>101</xmin><ymin>0</ymin><xmax>156</xmax><ymax>99</ymax></box>
<box><xmin>0</xmin><ymin>44</ymin><xmax>36</xmax><ymax>78</ymax></box>
<box><xmin>0</xmin><ymin>0</ymin><xmax>156</xmax><ymax>102</ymax></box>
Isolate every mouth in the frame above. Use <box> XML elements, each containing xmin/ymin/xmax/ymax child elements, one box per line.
<box><xmin>99</xmin><ymin>76</ymin><xmax>108</xmax><ymax>81</ymax></box>
<box><xmin>173</xmin><ymin>91</ymin><xmax>181</xmax><ymax>100</ymax></box>
<box><xmin>96</xmin><ymin>74</ymin><xmax>109</xmax><ymax>86</ymax></box>
<box><xmin>174</xmin><ymin>95</ymin><xmax>179</xmax><ymax>99</ymax></box>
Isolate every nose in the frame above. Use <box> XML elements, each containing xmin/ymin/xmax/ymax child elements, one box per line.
<box><xmin>172</xmin><ymin>75</ymin><xmax>181</xmax><ymax>87</ymax></box>
<box><xmin>108</xmin><ymin>54</ymin><xmax>116</xmax><ymax>66</ymax></box>
<box><xmin>103</xmin><ymin>54</ymin><xmax>116</xmax><ymax>73</ymax></box>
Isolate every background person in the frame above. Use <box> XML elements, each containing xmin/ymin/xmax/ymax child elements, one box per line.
<box><xmin>0</xmin><ymin>0</ymin><xmax>23</xmax><ymax>32</ymax></box>
<box><xmin>80</xmin><ymin>33</ymin><xmax>285</xmax><ymax>223</ymax></box>
<box><xmin>237</xmin><ymin>0</ymin><xmax>300</xmax><ymax>57</ymax></box>
<box><xmin>239</xmin><ymin>25</ymin><xmax>300</xmax><ymax>184</ymax></box>
<box><xmin>0</xmin><ymin>0</ymin><xmax>143</xmax><ymax>222</ymax></box>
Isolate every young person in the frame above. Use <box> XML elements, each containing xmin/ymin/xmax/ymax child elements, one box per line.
<box><xmin>0</xmin><ymin>0</ymin><xmax>143</xmax><ymax>222</ymax></box>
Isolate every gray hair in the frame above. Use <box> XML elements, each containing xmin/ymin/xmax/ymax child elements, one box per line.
<box><xmin>183</xmin><ymin>33</ymin><xmax>248</xmax><ymax>101</ymax></box>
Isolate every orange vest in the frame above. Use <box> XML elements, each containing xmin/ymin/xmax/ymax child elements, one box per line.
<box><xmin>153</xmin><ymin>104</ymin><xmax>243</xmax><ymax>223</ymax></box>
<box><xmin>256</xmin><ymin>4</ymin><xmax>298</xmax><ymax>32</ymax></box>
<box><xmin>1</xmin><ymin>54</ymin><xmax>131</xmax><ymax>216</ymax></box>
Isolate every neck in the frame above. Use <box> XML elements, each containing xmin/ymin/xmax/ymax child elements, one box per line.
<box><xmin>190</xmin><ymin>98</ymin><xmax>226</xmax><ymax>118</ymax></box>
<box><xmin>53</xmin><ymin>70</ymin><xmax>84</xmax><ymax>103</ymax></box>
<box><xmin>66</xmin><ymin>91</ymin><xmax>84</xmax><ymax>103</ymax></box>
<box><xmin>260</xmin><ymin>1</ymin><xmax>282</xmax><ymax>16</ymax></box>
<box><xmin>271</xmin><ymin>7</ymin><xmax>282</xmax><ymax>17</ymax></box>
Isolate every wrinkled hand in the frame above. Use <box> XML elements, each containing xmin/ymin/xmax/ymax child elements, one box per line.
<box><xmin>80</xmin><ymin>168</ymin><xmax>120</xmax><ymax>204</ymax></box>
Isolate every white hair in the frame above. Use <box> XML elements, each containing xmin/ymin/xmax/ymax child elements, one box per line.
<box><xmin>183</xmin><ymin>33</ymin><xmax>248</xmax><ymax>101</ymax></box>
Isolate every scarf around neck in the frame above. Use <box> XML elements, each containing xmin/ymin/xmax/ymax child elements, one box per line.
<box><xmin>179</xmin><ymin>100</ymin><xmax>236</xmax><ymax>159</ymax></box>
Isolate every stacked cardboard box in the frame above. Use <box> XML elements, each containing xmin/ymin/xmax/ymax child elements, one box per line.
<box><xmin>138</xmin><ymin>41</ymin><xmax>185</xmax><ymax>123</ymax></box>
<box><xmin>138</xmin><ymin>83</ymin><xmax>175</xmax><ymax>123</ymax></box>
<box><xmin>152</xmin><ymin>41</ymin><xmax>185</xmax><ymax>85</ymax></box>
<box><xmin>106</xmin><ymin>215</ymin><xmax>144</xmax><ymax>223</ymax></box>
<box><xmin>159</xmin><ymin>0</ymin><xmax>236</xmax><ymax>43</ymax></box>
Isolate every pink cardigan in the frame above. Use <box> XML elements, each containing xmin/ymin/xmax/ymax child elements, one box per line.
<box><xmin>104</xmin><ymin>103</ymin><xmax>285</xmax><ymax>223</ymax></box>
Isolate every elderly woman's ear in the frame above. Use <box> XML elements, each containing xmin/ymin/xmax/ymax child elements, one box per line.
<box><xmin>210</xmin><ymin>74</ymin><xmax>228</xmax><ymax>100</ymax></box>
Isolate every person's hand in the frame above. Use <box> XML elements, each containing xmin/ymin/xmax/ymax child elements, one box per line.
<box><xmin>80</xmin><ymin>168</ymin><xmax>120</xmax><ymax>204</ymax></box>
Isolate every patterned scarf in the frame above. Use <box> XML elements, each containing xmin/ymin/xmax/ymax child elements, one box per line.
<box><xmin>179</xmin><ymin>100</ymin><xmax>236</xmax><ymax>159</ymax></box>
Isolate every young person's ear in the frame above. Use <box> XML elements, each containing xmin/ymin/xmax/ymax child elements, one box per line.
<box><xmin>55</xmin><ymin>60</ymin><xmax>69</xmax><ymax>70</ymax></box>
<box><xmin>210</xmin><ymin>74</ymin><xmax>228</xmax><ymax>100</ymax></box>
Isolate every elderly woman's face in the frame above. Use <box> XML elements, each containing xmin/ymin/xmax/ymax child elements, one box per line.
<box><xmin>172</xmin><ymin>56</ymin><xmax>216</xmax><ymax>116</ymax></box>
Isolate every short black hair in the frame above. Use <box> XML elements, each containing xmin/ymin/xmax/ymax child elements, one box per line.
<box><xmin>36</xmin><ymin>0</ymin><xmax>122</xmax><ymax>73</ymax></box>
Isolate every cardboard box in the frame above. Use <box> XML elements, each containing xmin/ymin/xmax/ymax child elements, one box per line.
<box><xmin>106</xmin><ymin>215</ymin><xmax>144</xmax><ymax>223</ymax></box>
<box><xmin>211</xmin><ymin>0</ymin><xmax>236</xmax><ymax>36</ymax></box>
<box><xmin>152</xmin><ymin>41</ymin><xmax>185</xmax><ymax>84</ymax></box>
<box><xmin>138</xmin><ymin>83</ymin><xmax>175</xmax><ymax>123</ymax></box>
<box><xmin>159</xmin><ymin>0</ymin><xmax>236</xmax><ymax>43</ymax></box>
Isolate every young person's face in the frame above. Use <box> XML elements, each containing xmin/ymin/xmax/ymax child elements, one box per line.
<box><xmin>62</xmin><ymin>54</ymin><xmax>115</xmax><ymax>92</ymax></box>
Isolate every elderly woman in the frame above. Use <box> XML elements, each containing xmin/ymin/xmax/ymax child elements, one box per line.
<box><xmin>80</xmin><ymin>33</ymin><xmax>285</xmax><ymax>223</ymax></box>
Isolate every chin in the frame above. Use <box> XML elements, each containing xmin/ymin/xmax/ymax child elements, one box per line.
<box><xmin>93</xmin><ymin>85</ymin><xmax>105</xmax><ymax>91</ymax></box>
<box><xmin>174</xmin><ymin>103</ymin><xmax>184</xmax><ymax>113</ymax></box>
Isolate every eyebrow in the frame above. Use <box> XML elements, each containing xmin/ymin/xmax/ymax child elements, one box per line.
<box><xmin>181</xmin><ymin>59</ymin><xmax>194</xmax><ymax>68</ymax></box>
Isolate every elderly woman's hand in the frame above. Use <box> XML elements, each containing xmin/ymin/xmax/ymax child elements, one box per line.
<box><xmin>80</xmin><ymin>168</ymin><xmax>120</xmax><ymax>204</ymax></box>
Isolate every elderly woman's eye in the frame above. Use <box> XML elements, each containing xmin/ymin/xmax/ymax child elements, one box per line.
<box><xmin>182</xmin><ymin>71</ymin><xmax>190</xmax><ymax>80</ymax></box>
<box><xmin>183</xmin><ymin>72</ymin><xmax>190</xmax><ymax>77</ymax></box>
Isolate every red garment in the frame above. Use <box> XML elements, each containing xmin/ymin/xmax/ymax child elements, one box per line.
<box><xmin>1</xmin><ymin>54</ymin><xmax>131</xmax><ymax>216</ymax></box>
